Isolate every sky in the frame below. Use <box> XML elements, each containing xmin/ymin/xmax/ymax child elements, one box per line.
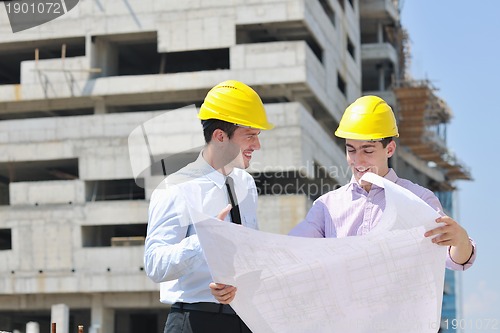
<box><xmin>401</xmin><ymin>1</ymin><xmax>500</xmax><ymax>331</ymax></box>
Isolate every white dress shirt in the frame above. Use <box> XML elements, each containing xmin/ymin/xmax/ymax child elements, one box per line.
<box><xmin>144</xmin><ymin>151</ymin><xmax>259</xmax><ymax>304</ymax></box>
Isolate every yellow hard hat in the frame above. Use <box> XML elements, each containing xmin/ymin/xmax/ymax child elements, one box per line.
<box><xmin>198</xmin><ymin>80</ymin><xmax>274</xmax><ymax>130</ymax></box>
<box><xmin>335</xmin><ymin>95</ymin><xmax>399</xmax><ymax>140</ymax></box>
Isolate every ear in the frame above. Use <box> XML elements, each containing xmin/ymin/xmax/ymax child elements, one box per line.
<box><xmin>386</xmin><ymin>140</ymin><xmax>396</xmax><ymax>158</ymax></box>
<box><xmin>212</xmin><ymin>129</ymin><xmax>225</xmax><ymax>143</ymax></box>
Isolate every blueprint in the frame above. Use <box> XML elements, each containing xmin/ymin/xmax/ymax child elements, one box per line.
<box><xmin>191</xmin><ymin>172</ymin><xmax>447</xmax><ymax>333</ymax></box>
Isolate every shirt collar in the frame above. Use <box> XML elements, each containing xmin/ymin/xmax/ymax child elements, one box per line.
<box><xmin>196</xmin><ymin>150</ymin><xmax>229</xmax><ymax>189</ymax></box>
<box><xmin>346</xmin><ymin>168</ymin><xmax>399</xmax><ymax>192</ymax></box>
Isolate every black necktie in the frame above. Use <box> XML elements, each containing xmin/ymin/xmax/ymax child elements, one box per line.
<box><xmin>225</xmin><ymin>176</ymin><xmax>242</xmax><ymax>225</ymax></box>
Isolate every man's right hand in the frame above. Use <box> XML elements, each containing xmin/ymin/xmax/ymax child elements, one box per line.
<box><xmin>209</xmin><ymin>282</ymin><xmax>237</xmax><ymax>304</ymax></box>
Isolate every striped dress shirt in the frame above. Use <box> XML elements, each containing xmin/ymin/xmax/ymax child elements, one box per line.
<box><xmin>289</xmin><ymin>169</ymin><xmax>475</xmax><ymax>271</ymax></box>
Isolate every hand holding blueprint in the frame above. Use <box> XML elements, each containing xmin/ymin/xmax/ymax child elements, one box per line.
<box><xmin>190</xmin><ymin>172</ymin><xmax>447</xmax><ymax>333</ymax></box>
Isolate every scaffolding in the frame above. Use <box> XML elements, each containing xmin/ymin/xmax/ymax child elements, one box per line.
<box><xmin>33</xmin><ymin>43</ymin><xmax>101</xmax><ymax>98</ymax></box>
<box><xmin>394</xmin><ymin>80</ymin><xmax>472</xmax><ymax>184</ymax></box>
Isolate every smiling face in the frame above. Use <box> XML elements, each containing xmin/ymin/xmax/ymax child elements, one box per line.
<box><xmin>227</xmin><ymin>126</ymin><xmax>262</xmax><ymax>169</ymax></box>
<box><xmin>345</xmin><ymin>139</ymin><xmax>396</xmax><ymax>189</ymax></box>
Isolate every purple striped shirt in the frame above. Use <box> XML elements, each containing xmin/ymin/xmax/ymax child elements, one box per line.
<box><xmin>289</xmin><ymin>169</ymin><xmax>475</xmax><ymax>271</ymax></box>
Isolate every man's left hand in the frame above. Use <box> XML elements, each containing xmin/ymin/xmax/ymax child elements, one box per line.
<box><xmin>424</xmin><ymin>215</ymin><xmax>473</xmax><ymax>264</ymax></box>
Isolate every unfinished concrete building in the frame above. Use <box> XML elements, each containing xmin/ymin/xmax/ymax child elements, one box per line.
<box><xmin>0</xmin><ymin>0</ymin><xmax>470</xmax><ymax>332</ymax></box>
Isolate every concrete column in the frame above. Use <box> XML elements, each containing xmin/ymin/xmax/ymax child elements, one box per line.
<box><xmin>90</xmin><ymin>294</ymin><xmax>115</xmax><ymax>333</ymax></box>
<box><xmin>94</xmin><ymin>98</ymin><xmax>107</xmax><ymax>114</ymax></box>
<box><xmin>26</xmin><ymin>322</ymin><xmax>39</xmax><ymax>333</ymax></box>
<box><xmin>89</xmin><ymin>35</ymin><xmax>118</xmax><ymax>78</ymax></box>
<box><xmin>378</xmin><ymin>64</ymin><xmax>385</xmax><ymax>90</ymax></box>
<box><xmin>51</xmin><ymin>304</ymin><xmax>69</xmax><ymax>333</ymax></box>
<box><xmin>377</xmin><ymin>22</ymin><xmax>384</xmax><ymax>43</ymax></box>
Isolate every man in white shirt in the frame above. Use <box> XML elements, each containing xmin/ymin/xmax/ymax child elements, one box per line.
<box><xmin>144</xmin><ymin>80</ymin><xmax>274</xmax><ymax>333</ymax></box>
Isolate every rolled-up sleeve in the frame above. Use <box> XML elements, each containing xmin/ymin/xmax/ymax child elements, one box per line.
<box><xmin>446</xmin><ymin>239</ymin><xmax>477</xmax><ymax>271</ymax></box>
<box><xmin>144</xmin><ymin>184</ymin><xmax>204</xmax><ymax>283</ymax></box>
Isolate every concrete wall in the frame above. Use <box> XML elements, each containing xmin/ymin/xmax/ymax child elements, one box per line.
<box><xmin>0</xmin><ymin>0</ymin><xmax>361</xmax><ymax>331</ymax></box>
<box><xmin>0</xmin><ymin>0</ymin><xmax>361</xmax><ymax>123</ymax></box>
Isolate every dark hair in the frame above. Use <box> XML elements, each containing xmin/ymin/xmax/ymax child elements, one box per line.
<box><xmin>380</xmin><ymin>137</ymin><xmax>394</xmax><ymax>148</ymax></box>
<box><xmin>201</xmin><ymin>119</ymin><xmax>238</xmax><ymax>143</ymax></box>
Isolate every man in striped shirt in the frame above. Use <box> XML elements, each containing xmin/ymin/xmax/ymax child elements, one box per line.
<box><xmin>289</xmin><ymin>95</ymin><xmax>475</xmax><ymax>271</ymax></box>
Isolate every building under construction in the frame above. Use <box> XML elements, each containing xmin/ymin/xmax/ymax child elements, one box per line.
<box><xmin>0</xmin><ymin>0</ymin><xmax>470</xmax><ymax>332</ymax></box>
